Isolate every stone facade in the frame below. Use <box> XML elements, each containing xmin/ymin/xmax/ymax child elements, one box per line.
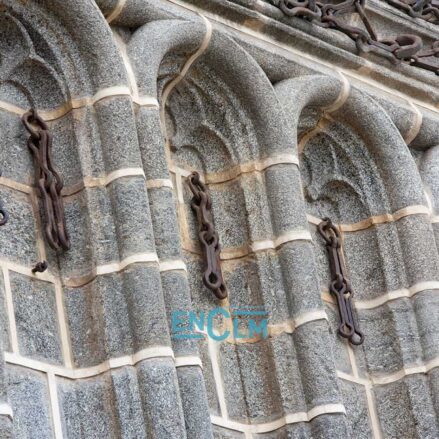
<box><xmin>0</xmin><ymin>0</ymin><xmax>438</xmax><ymax>438</ymax></box>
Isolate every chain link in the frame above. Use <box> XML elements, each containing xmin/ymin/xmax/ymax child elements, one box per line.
<box><xmin>318</xmin><ymin>218</ymin><xmax>364</xmax><ymax>345</ymax></box>
<box><xmin>22</xmin><ymin>109</ymin><xmax>70</xmax><ymax>251</ymax></box>
<box><xmin>187</xmin><ymin>172</ymin><xmax>227</xmax><ymax>300</ymax></box>
<box><xmin>384</xmin><ymin>0</ymin><xmax>439</xmax><ymax>24</ymax></box>
<box><xmin>273</xmin><ymin>0</ymin><xmax>439</xmax><ymax>75</ymax></box>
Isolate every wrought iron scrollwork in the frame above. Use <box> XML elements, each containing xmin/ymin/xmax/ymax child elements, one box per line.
<box><xmin>318</xmin><ymin>218</ymin><xmax>364</xmax><ymax>345</ymax></box>
<box><xmin>22</xmin><ymin>109</ymin><xmax>70</xmax><ymax>251</ymax></box>
<box><xmin>187</xmin><ymin>172</ymin><xmax>227</xmax><ymax>300</ymax></box>
<box><xmin>272</xmin><ymin>0</ymin><xmax>439</xmax><ymax>75</ymax></box>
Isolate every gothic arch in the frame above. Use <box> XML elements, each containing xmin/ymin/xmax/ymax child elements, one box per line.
<box><xmin>129</xmin><ymin>19</ymin><xmax>351</xmax><ymax>437</ymax></box>
<box><xmin>275</xmin><ymin>75</ymin><xmax>439</xmax><ymax>437</ymax></box>
<box><xmin>0</xmin><ymin>1</ymin><xmax>193</xmax><ymax>438</ymax></box>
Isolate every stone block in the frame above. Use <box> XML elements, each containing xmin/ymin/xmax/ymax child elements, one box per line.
<box><xmin>240</xmin><ymin>173</ymin><xmax>274</xmax><ymax>242</ymax></box>
<box><xmin>0</xmin><ymin>272</ymin><xmax>10</xmax><ymax>352</ymax></box>
<box><xmin>148</xmin><ymin>186</ymin><xmax>181</xmax><ymax>259</ymax></box>
<box><xmin>213</xmin><ymin>425</ymin><xmax>245</xmax><ymax>438</ymax></box>
<box><xmin>64</xmin><ymin>272</ymin><xmax>132</xmax><ymax>367</ymax></box>
<box><xmin>254</xmin><ymin>424</ymin><xmax>311</xmax><ymax>438</ymax></box>
<box><xmin>342</xmin><ymin>223</ymin><xmax>407</xmax><ymax>300</ymax></box>
<box><xmin>374</xmin><ymin>375</ymin><xmax>439</xmax><ymax>439</ymax></box>
<box><xmin>135</xmin><ymin>108</ymin><xmax>169</xmax><ymax>181</ymax></box>
<box><xmin>0</xmin><ymin>416</ymin><xmax>13</xmax><ymax>439</ymax></box>
<box><xmin>110</xmin><ymin>366</ymin><xmax>148</xmax><ymax>439</ymax></box>
<box><xmin>359</xmin><ymin>298</ymin><xmax>424</xmax><ymax>376</ymax></box>
<box><xmin>414</xmin><ymin>290</ymin><xmax>439</xmax><ymax>361</ymax></box>
<box><xmin>161</xmin><ymin>270</ymin><xmax>198</xmax><ymax>356</ymax></box>
<box><xmin>94</xmin><ymin>96</ymin><xmax>142</xmax><ymax>173</ymax></box>
<box><xmin>123</xmin><ymin>264</ymin><xmax>171</xmax><ymax>352</ymax></box>
<box><xmin>253</xmin><ymin>251</ymin><xmax>289</xmax><ymax>325</ymax></box>
<box><xmin>136</xmin><ymin>358</ymin><xmax>187</xmax><ymax>438</ymax></box>
<box><xmin>69</xmin><ymin>107</ymin><xmax>107</xmax><ymax>179</ymax></box>
<box><xmin>65</xmin><ymin>264</ymin><xmax>170</xmax><ymax>367</ymax></box>
<box><xmin>59</xmin><ymin>187</ymin><xmax>119</xmax><ymax>277</ymax></box>
<box><xmin>218</xmin><ymin>342</ymin><xmax>247</xmax><ymax>421</ymax></box>
<box><xmin>108</xmin><ymin>176</ymin><xmax>156</xmax><ymax>259</ymax></box>
<box><xmin>209</xmin><ymin>180</ymin><xmax>250</xmax><ymax>250</ymax></box>
<box><xmin>339</xmin><ymin>379</ymin><xmax>372</xmax><ymax>439</ymax></box>
<box><xmin>198</xmin><ymin>338</ymin><xmax>221</xmax><ymax>416</ymax></box>
<box><xmin>264</xmin><ymin>164</ymin><xmax>308</xmax><ymax>236</ymax></box>
<box><xmin>0</xmin><ymin>110</ymin><xmax>33</xmax><ymax>186</ymax></box>
<box><xmin>325</xmin><ymin>304</ymin><xmax>352</xmax><ymax>375</ymax></box>
<box><xmin>58</xmin><ymin>373</ymin><xmax>120</xmax><ymax>438</ymax></box>
<box><xmin>292</xmin><ymin>320</ymin><xmax>342</xmax><ymax>408</ymax></box>
<box><xmin>277</xmin><ymin>242</ymin><xmax>323</xmax><ymax>317</ymax></box>
<box><xmin>7</xmin><ymin>365</ymin><xmax>53</xmax><ymax>439</ymax></box>
<box><xmin>10</xmin><ymin>272</ymin><xmax>62</xmax><ymax>364</ymax></box>
<box><xmin>396</xmin><ymin>215</ymin><xmax>439</xmax><ymax>285</ymax></box>
<box><xmin>310</xmin><ymin>413</ymin><xmax>350</xmax><ymax>438</ymax></box>
<box><xmin>0</xmin><ymin>187</ymin><xmax>37</xmax><ymax>266</ymax></box>
<box><xmin>269</xmin><ymin>333</ymin><xmax>306</xmax><ymax>413</ymax></box>
<box><xmin>48</xmin><ymin>114</ymin><xmax>83</xmax><ymax>189</ymax></box>
<box><xmin>358</xmin><ymin>305</ymin><xmax>404</xmax><ymax>375</ymax></box>
<box><xmin>177</xmin><ymin>366</ymin><xmax>214</xmax><ymax>439</ymax></box>
<box><xmin>58</xmin><ymin>191</ymin><xmax>94</xmax><ymax>280</ymax></box>
<box><xmin>219</xmin><ymin>340</ymin><xmax>283</xmax><ymax>423</ymax></box>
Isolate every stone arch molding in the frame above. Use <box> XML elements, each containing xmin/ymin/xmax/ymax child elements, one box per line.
<box><xmin>129</xmin><ymin>18</ymin><xmax>352</xmax><ymax>437</ymax></box>
<box><xmin>0</xmin><ymin>1</ymin><xmax>210</xmax><ymax>439</ymax></box>
<box><xmin>276</xmin><ymin>76</ymin><xmax>439</xmax><ymax>437</ymax></box>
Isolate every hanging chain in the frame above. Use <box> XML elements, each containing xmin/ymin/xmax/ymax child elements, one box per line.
<box><xmin>318</xmin><ymin>218</ymin><xmax>364</xmax><ymax>345</ymax></box>
<box><xmin>272</xmin><ymin>0</ymin><xmax>439</xmax><ymax>75</ymax></box>
<box><xmin>384</xmin><ymin>0</ymin><xmax>439</xmax><ymax>25</ymax></box>
<box><xmin>22</xmin><ymin>109</ymin><xmax>70</xmax><ymax>251</ymax></box>
<box><xmin>187</xmin><ymin>172</ymin><xmax>227</xmax><ymax>300</ymax></box>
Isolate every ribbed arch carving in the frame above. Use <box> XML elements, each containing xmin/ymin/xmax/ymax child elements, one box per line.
<box><xmin>0</xmin><ymin>2</ymin><xmax>196</xmax><ymax>438</ymax></box>
<box><xmin>276</xmin><ymin>75</ymin><xmax>439</xmax><ymax>438</ymax></box>
<box><xmin>129</xmin><ymin>18</ymin><xmax>351</xmax><ymax>438</ymax></box>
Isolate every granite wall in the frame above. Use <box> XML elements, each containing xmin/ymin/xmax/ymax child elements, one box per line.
<box><xmin>0</xmin><ymin>0</ymin><xmax>438</xmax><ymax>438</ymax></box>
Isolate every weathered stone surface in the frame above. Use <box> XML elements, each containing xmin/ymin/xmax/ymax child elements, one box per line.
<box><xmin>1</xmin><ymin>0</ymin><xmax>439</xmax><ymax>437</ymax></box>
<box><xmin>7</xmin><ymin>365</ymin><xmax>53</xmax><ymax>439</ymax></box>
<box><xmin>339</xmin><ymin>379</ymin><xmax>372</xmax><ymax>439</ymax></box>
<box><xmin>65</xmin><ymin>264</ymin><xmax>170</xmax><ymax>367</ymax></box>
<box><xmin>177</xmin><ymin>366</ymin><xmax>214</xmax><ymax>439</ymax></box>
<box><xmin>110</xmin><ymin>367</ymin><xmax>149</xmax><ymax>439</ymax></box>
<box><xmin>254</xmin><ymin>424</ymin><xmax>311</xmax><ymax>438</ymax></box>
<box><xmin>10</xmin><ymin>272</ymin><xmax>62</xmax><ymax>364</ymax></box>
<box><xmin>136</xmin><ymin>358</ymin><xmax>187</xmax><ymax>438</ymax></box>
<box><xmin>0</xmin><ymin>188</ymin><xmax>37</xmax><ymax>266</ymax></box>
<box><xmin>374</xmin><ymin>376</ymin><xmax>439</xmax><ymax>439</ymax></box>
<box><xmin>58</xmin><ymin>373</ymin><xmax>120</xmax><ymax>438</ymax></box>
<box><xmin>148</xmin><ymin>186</ymin><xmax>181</xmax><ymax>259</ymax></box>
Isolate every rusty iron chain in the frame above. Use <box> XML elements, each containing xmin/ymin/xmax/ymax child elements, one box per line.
<box><xmin>32</xmin><ymin>260</ymin><xmax>48</xmax><ymax>274</ymax></box>
<box><xmin>22</xmin><ymin>109</ymin><xmax>70</xmax><ymax>251</ymax></box>
<box><xmin>187</xmin><ymin>172</ymin><xmax>227</xmax><ymax>300</ymax></box>
<box><xmin>272</xmin><ymin>0</ymin><xmax>439</xmax><ymax>75</ymax></box>
<box><xmin>318</xmin><ymin>218</ymin><xmax>364</xmax><ymax>345</ymax></box>
<box><xmin>384</xmin><ymin>0</ymin><xmax>439</xmax><ymax>24</ymax></box>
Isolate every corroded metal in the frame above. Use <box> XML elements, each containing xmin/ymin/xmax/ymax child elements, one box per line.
<box><xmin>22</xmin><ymin>109</ymin><xmax>70</xmax><ymax>251</ymax></box>
<box><xmin>187</xmin><ymin>172</ymin><xmax>227</xmax><ymax>300</ymax></box>
<box><xmin>32</xmin><ymin>261</ymin><xmax>48</xmax><ymax>274</ymax></box>
<box><xmin>384</xmin><ymin>0</ymin><xmax>439</xmax><ymax>24</ymax></box>
<box><xmin>318</xmin><ymin>218</ymin><xmax>364</xmax><ymax>345</ymax></box>
<box><xmin>272</xmin><ymin>0</ymin><xmax>439</xmax><ymax>75</ymax></box>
